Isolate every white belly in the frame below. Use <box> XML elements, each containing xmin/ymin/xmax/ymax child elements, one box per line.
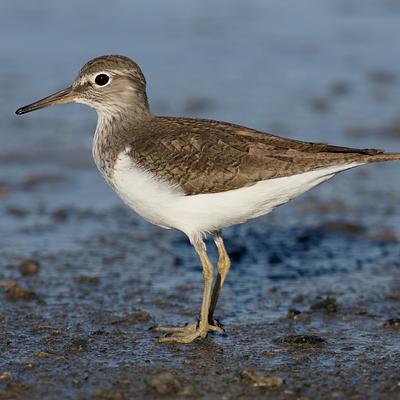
<box><xmin>111</xmin><ymin>151</ymin><xmax>362</xmax><ymax>243</ymax></box>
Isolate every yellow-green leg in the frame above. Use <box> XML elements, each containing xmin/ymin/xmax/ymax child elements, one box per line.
<box><xmin>208</xmin><ymin>232</ymin><xmax>231</xmax><ymax>326</ymax></box>
<box><xmin>155</xmin><ymin>239</ymin><xmax>219</xmax><ymax>344</ymax></box>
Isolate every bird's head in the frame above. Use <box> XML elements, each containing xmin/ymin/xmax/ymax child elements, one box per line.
<box><xmin>16</xmin><ymin>55</ymin><xmax>150</xmax><ymax>118</ymax></box>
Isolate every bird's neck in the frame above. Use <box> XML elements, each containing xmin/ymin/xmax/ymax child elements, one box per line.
<box><xmin>92</xmin><ymin>107</ymin><xmax>151</xmax><ymax>183</ymax></box>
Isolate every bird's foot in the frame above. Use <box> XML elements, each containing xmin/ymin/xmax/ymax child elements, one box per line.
<box><xmin>152</xmin><ymin>320</ymin><xmax>224</xmax><ymax>344</ymax></box>
<box><xmin>208</xmin><ymin>318</ymin><xmax>224</xmax><ymax>331</ymax></box>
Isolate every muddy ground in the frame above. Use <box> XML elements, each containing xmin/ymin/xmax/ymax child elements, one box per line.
<box><xmin>2</xmin><ymin>1</ymin><xmax>400</xmax><ymax>399</ymax></box>
<box><xmin>2</xmin><ymin>192</ymin><xmax>400</xmax><ymax>400</ymax></box>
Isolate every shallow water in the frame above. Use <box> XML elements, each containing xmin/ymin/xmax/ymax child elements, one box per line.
<box><xmin>1</xmin><ymin>1</ymin><xmax>400</xmax><ymax>399</ymax></box>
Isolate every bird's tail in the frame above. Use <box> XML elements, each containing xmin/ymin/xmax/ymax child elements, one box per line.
<box><xmin>365</xmin><ymin>152</ymin><xmax>400</xmax><ymax>163</ymax></box>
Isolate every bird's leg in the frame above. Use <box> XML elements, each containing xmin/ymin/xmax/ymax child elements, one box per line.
<box><xmin>156</xmin><ymin>238</ymin><xmax>219</xmax><ymax>344</ymax></box>
<box><xmin>208</xmin><ymin>232</ymin><xmax>231</xmax><ymax>328</ymax></box>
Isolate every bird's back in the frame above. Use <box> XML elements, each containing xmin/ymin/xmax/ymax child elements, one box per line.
<box><xmin>125</xmin><ymin>116</ymin><xmax>385</xmax><ymax>196</ymax></box>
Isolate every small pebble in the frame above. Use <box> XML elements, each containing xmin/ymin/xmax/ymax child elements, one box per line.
<box><xmin>278</xmin><ymin>335</ymin><xmax>327</xmax><ymax>346</ymax></box>
<box><xmin>64</xmin><ymin>337</ymin><xmax>89</xmax><ymax>352</ymax></box>
<box><xmin>310</xmin><ymin>296</ymin><xmax>338</xmax><ymax>313</ymax></box>
<box><xmin>19</xmin><ymin>259</ymin><xmax>40</xmax><ymax>276</ymax></box>
<box><xmin>73</xmin><ymin>275</ymin><xmax>100</xmax><ymax>285</ymax></box>
<box><xmin>292</xmin><ymin>294</ymin><xmax>304</xmax><ymax>303</ymax></box>
<box><xmin>92</xmin><ymin>389</ymin><xmax>124</xmax><ymax>400</ymax></box>
<box><xmin>103</xmin><ymin>311</ymin><xmax>151</xmax><ymax>325</ymax></box>
<box><xmin>5</xmin><ymin>282</ymin><xmax>37</xmax><ymax>301</ymax></box>
<box><xmin>384</xmin><ymin>318</ymin><xmax>400</xmax><ymax>329</ymax></box>
<box><xmin>146</xmin><ymin>371</ymin><xmax>182</xmax><ymax>395</ymax></box>
<box><xmin>240</xmin><ymin>367</ymin><xmax>284</xmax><ymax>388</ymax></box>
<box><xmin>287</xmin><ymin>308</ymin><xmax>301</xmax><ymax>319</ymax></box>
<box><xmin>0</xmin><ymin>372</ymin><xmax>12</xmax><ymax>381</ymax></box>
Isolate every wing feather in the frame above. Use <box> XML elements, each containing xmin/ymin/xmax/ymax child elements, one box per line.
<box><xmin>126</xmin><ymin>117</ymin><xmax>380</xmax><ymax>195</ymax></box>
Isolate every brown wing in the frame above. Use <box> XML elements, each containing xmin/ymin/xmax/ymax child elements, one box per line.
<box><xmin>127</xmin><ymin>116</ymin><xmax>382</xmax><ymax>195</ymax></box>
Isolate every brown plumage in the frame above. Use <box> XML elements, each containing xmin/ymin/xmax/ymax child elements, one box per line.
<box><xmin>126</xmin><ymin>116</ymin><xmax>398</xmax><ymax>195</ymax></box>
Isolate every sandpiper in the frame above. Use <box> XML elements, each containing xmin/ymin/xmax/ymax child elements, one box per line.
<box><xmin>16</xmin><ymin>55</ymin><xmax>400</xmax><ymax>344</ymax></box>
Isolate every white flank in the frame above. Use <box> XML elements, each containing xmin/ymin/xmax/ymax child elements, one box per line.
<box><xmin>111</xmin><ymin>150</ymin><xmax>362</xmax><ymax>243</ymax></box>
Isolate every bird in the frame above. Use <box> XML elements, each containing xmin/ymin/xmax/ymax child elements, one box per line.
<box><xmin>16</xmin><ymin>55</ymin><xmax>400</xmax><ymax>344</ymax></box>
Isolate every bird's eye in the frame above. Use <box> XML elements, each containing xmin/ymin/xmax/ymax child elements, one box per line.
<box><xmin>95</xmin><ymin>74</ymin><xmax>109</xmax><ymax>86</ymax></box>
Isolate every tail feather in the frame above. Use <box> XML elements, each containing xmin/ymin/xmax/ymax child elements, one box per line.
<box><xmin>365</xmin><ymin>152</ymin><xmax>400</xmax><ymax>163</ymax></box>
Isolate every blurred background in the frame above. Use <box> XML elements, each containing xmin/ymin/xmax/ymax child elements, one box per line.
<box><xmin>1</xmin><ymin>1</ymin><xmax>400</xmax><ymax>398</ymax></box>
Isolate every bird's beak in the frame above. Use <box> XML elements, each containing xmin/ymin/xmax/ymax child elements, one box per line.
<box><xmin>15</xmin><ymin>86</ymin><xmax>74</xmax><ymax>115</ymax></box>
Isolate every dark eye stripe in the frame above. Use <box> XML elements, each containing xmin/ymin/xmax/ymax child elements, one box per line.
<box><xmin>95</xmin><ymin>74</ymin><xmax>109</xmax><ymax>86</ymax></box>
